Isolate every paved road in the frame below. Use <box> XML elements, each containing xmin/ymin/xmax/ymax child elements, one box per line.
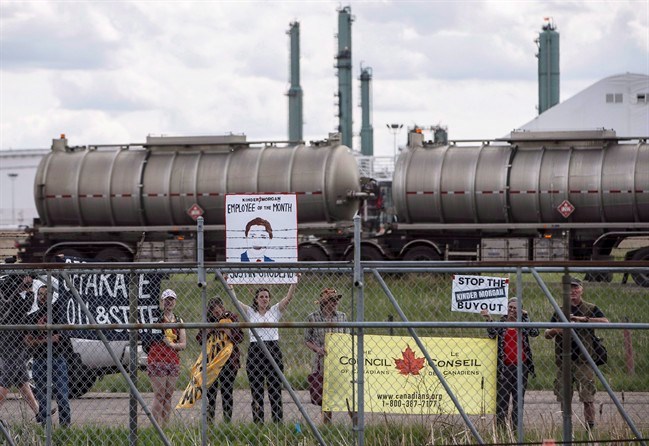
<box><xmin>2</xmin><ymin>390</ymin><xmax>648</xmax><ymax>431</ymax></box>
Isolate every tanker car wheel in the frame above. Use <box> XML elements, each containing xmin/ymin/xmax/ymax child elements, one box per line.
<box><xmin>402</xmin><ymin>246</ymin><xmax>441</xmax><ymax>261</ymax></box>
<box><xmin>631</xmin><ymin>247</ymin><xmax>649</xmax><ymax>287</ymax></box>
<box><xmin>298</xmin><ymin>245</ymin><xmax>329</xmax><ymax>262</ymax></box>
<box><xmin>96</xmin><ymin>247</ymin><xmax>131</xmax><ymax>262</ymax></box>
<box><xmin>344</xmin><ymin>245</ymin><xmax>384</xmax><ymax>261</ymax></box>
<box><xmin>585</xmin><ymin>271</ymin><xmax>613</xmax><ymax>283</ymax></box>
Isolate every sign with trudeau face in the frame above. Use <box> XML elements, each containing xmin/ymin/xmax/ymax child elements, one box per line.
<box><xmin>557</xmin><ymin>199</ymin><xmax>575</xmax><ymax>218</ymax></box>
<box><xmin>225</xmin><ymin>193</ymin><xmax>298</xmax><ymax>284</ymax></box>
<box><xmin>187</xmin><ymin>203</ymin><xmax>204</xmax><ymax>221</ymax></box>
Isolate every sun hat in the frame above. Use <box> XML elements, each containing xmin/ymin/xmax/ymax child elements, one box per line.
<box><xmin>161</xmin><ymin>289</ymin><xmax>177</xmax><ymax>300</ymax></box>
<box><xmin>317</xmin><ymin>287</ymin><xmax>342</xmax><ymax>304</ymax></box>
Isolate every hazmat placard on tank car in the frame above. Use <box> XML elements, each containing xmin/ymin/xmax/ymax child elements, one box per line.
<box><xmin>225</xmin><ymin>194</ymin><xmax>298</xmax><ymax>284</ymax></box>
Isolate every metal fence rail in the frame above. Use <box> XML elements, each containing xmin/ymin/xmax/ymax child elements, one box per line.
<box><xmin>0</xmin><ymin>262</ymin><xmax>648</xmax><ymax>446</ymax></box>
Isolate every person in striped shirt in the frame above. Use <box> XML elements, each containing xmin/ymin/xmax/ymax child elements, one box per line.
<box><xmin>305</xmin><ymin>287</ymin><xmax>349</xmax><ymax>424</ymax></box>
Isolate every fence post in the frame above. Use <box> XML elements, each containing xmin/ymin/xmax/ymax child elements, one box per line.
<box><xmin>561</xmin><ymin>271</ymin><xmax>573</xmax><ymax>442</ymax></box>
<box><xmin>353</xmin><ymin>214</ymin><xmax>364</xmax><ymax>446</ymax></box>
<box><xmin>45</xmin><ymin>272</ymin><xmax>53</xmax><ymax>445</ymax></box>
<box><xmin>129</xmin><ymin>270</ymin><xmax>139</xmax><ymax>446</ymax></box>
<box><xmin>197</xmin><ymin>216</ymin><xmax>208</xmax><ymax>446</ymax></box>
<box><xmin>515</xmin><ymin>268</ymin><xmax>524</xmax><ymax>442</ymax></box>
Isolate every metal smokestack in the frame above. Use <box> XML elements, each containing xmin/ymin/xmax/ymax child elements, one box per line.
<box><xmin>287</xmin><ymin>21</ymin><xmax>303</xmax><ymax>141</ymax></box>
<box><xmin>536</xmin><ymin>18</ymin><xmax>560</xmax><ymax>114</ymax></box>
<box><xmin>360</xmin><ymin>66</ymin><xmax>374</xmax><ymax>156</ymax></box>
<box><xmin>336</xmin><ymin>6</ymin><xmax>353</xmax><ymax>149</ymax></box>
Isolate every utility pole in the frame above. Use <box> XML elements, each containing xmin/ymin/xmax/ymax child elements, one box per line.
<box><xmin>386</xmin><ymin>124</ymin><xmax>403</xmax><ymax>158</ymax></box>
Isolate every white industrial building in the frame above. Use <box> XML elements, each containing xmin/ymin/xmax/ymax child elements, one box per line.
<box><xmin>0</xmin><ymin>148</ymin><xmax>48</xmax><ymax>228</ymax></box>
<box><xmin>518</xmin><ymin>73</ymin><xmax>649</xmax><ymax>136</ymax></box>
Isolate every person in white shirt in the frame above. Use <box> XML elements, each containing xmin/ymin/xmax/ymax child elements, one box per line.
<box><xmin>229</xmin><ymin>277</ymin><xmax>298</xmax><ymax>423</ymax></box>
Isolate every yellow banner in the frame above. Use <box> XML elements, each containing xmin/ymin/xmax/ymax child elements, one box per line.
<box><xmin>176</xmin><ymin>324</ymin><xmax>234</xmax><ymax>409</ymax></box>
<box><xmin>323</xmin><ymin>334</ymin><xmax>497</xmax><ymax>415</ymax></box>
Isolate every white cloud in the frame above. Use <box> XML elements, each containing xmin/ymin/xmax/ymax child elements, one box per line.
<box><xmin>1</xmin><ymin>0</ymin><xmax>647</xmax><ymax>157</ymax></box>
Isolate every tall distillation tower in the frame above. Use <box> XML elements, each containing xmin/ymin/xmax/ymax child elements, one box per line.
<box><xmin>336</xmin><ymin>6</ymin><xmax>354</xmax><ymax>148</ymax></box>
<box><xmin>536</xmin><ymin>18</ymin><xmax>560</xmax><ymax>114</ymax></box>
<box><xmin>287</xmin><ymin>21</ymin><xmax>303</xmax><ymax>141</ymax></box>
<box><xmin>359</xmin><ymin>66</ymin><xmax>374</xmax><ymax>156</ymax></box>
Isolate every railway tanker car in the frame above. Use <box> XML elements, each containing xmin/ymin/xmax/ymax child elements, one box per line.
<box><xmin>18</xmin><ymin>129</ymin><xmax>649</xmax><ymax>284</ymax></box>
<box><xmin>358</xmin><ymin>129</ymin><xmax>649</xmax><ymax>285</ymax></box>
<box><xmin>22</xmin><ymin>133</ymin><xmax>361</xmax><ymax>263</ymax></box>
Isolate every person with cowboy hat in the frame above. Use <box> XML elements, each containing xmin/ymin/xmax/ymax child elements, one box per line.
<box><xmin>544</xmin><ymin>277</ymin><xmax>609</xmax><ymax>431</ymax></box>
<box><xmin>305</xmin><ymin>287</ymin><xmax>349</xmax><ymax>424</ymax></box>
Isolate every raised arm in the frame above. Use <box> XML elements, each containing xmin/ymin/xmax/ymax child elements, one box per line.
<box><xmin>226</xmin><ymin>283</ymin><xmax>251</xmax><ymax>313</ymax></box>
<box><xmin>278</xmin><ymin>274</ymin><xmax>300</xmax><ymax>313</ymax></box>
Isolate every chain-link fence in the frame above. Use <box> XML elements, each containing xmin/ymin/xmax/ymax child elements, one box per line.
<box><xmin>0</xmin><ymin>261</ymin><xmax>648</xmax><ymax>446</ymax></box>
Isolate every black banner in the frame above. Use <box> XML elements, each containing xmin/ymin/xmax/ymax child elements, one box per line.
<box><xmin>58</xmin><ymin>256</ymin><xmax>163</xmax><ymax>340</ymax></box>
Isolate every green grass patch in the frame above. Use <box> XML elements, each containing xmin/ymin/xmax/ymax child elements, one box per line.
<box><xmin>92</xmin><ymin>270</ymin><xmax>648</xmax><ymax>395</ymax></box>
<box><xmin>5</xmin><ymin>420</ymin><xmax>646</xmax><ymax>446</ymax></box>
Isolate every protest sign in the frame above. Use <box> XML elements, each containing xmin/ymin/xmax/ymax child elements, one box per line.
<box><xmin>225</xmin><ymin>194</ymin><xmax>297</xmax><ymax>284</ymax></box>
<box><xmin>57</xmin><ymin>256</ymin><xmax>163</xmax><ymax>340</ymax></box>
<box><xmin>451</xmin><ymin>275</ymin><xmax>509</xmax><ymax>315</ymax></box>
<box><xmin>323</xmin><ymin>333</ymin><xmax>497</xmax><ymax>415</ymax></box>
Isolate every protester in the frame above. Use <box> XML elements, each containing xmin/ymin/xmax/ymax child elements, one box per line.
<box><xmin>147</xmin><ymin>289</ymin><xmax>186</xmax><ymax>427</ymax></box>
<box><xmin>481</xmin><ymin>298</ymin><xmax>539</xmax><ymax>429</ymax></box>
<box><xmin>544</xmin><ymin>277</ymin><xmax>609</xmax><ymax>430</ymax></box>
<box><xmin>305</xmin><ymin>287</ymin><xmax>349</xmax><ymax>424</ymax></box>
<box><xmin>196</xmin><ymin>297</ymin><xmax>244</xmax><ymax>423</ymax></box>
<box><xmin>20</xmin><ymin>274</ymin><xmax>59</xmax><ymax>315</ymax></box>
<box><xmin>0</xmin><ymin>273</ymin><xmax>40</xmax><ymax>419</ymax></box>
<box><xmin>25</xmin><ymin>285</ymin><xmax>72</xmax><ymax>427</ymax></box>
<box><xmin>229</xmin><ymin>277</ymin><xmax>299</xmax><ymax>423</ymax></box>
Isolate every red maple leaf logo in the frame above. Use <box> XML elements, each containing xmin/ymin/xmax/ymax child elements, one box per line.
<box><xmin>394</xmin><ymin>345</ymin><xmax>425</xmax><ymax>376</ymax></box>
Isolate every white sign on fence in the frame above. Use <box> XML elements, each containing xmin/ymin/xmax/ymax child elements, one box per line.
<box><xmin>225</xmin><ymin>194</ymin><xmax>297</xmax><ymax>284</ymax></box>
<box><xmin>451</xmin><ymin>275</ymin><xmax>509</xmax><ymax>315</ymax></box>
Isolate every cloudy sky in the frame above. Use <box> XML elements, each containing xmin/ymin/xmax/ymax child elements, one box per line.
<box><xmin>1</xmin><ymin>0</ymin><xmax>647</xmax><ymax>157</ymax></box>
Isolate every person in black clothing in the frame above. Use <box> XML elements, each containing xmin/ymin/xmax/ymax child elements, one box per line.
<box><xmin>196</xmin><ymin>297</ymin><xmax>244</xmax><ymax>423</ymax></box>
<box><xmin>25</xmin><ymin>285</ymin><xmax>72</xmax><ymax>427</ymax></box>
<box><xmin>0</xmin><ymin>272</ymin><xmax>40</xmax><ymax>418</ymax></box>
<box><xmin>482</xmin><ymin>298</ymin><xmax>539</xmax><ymax>429</ymax></box>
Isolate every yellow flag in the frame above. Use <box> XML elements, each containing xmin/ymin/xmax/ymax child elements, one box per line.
<box><xmin>176</xmin><ymin>321</ymin><xmax>235</xmax><ymax>409</ymax></box>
